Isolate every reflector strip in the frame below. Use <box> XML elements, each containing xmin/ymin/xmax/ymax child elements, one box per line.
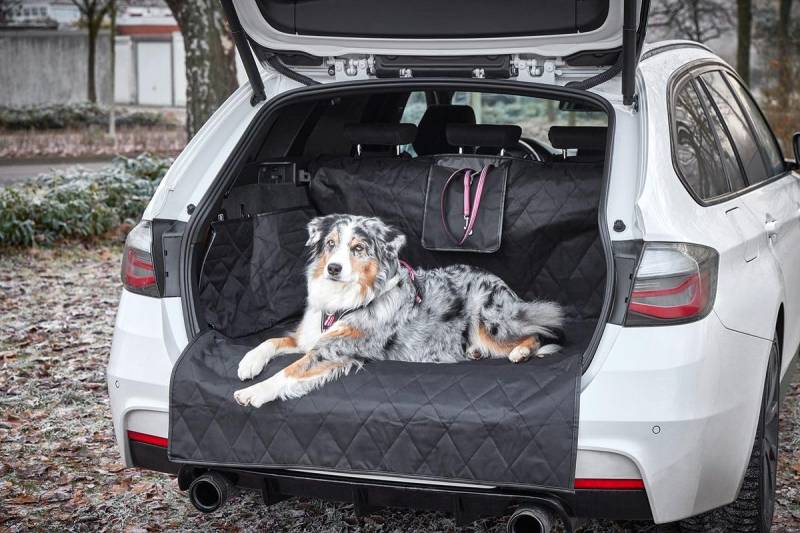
<box><xmin>127</xmin><ymin>430</ymin><xmax>168</xmax><ymax>447</ymax></box>
<box><xmin>574</xmin><ymin>478</ymin><xmax>645</xmax><ymax>490</ymax></box>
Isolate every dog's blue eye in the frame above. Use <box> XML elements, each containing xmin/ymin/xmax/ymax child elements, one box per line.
<box><xmin>326</xmin><ymin>240</ymin><xmax>335</xmax><ymax>248</ymax></box>
<box><xmin>352</xmin><ymin>244</ymin><xmax>365</xmax><ymax>254</ymax></box>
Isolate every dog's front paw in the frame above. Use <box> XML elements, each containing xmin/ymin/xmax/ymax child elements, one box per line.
<box><xmin>508</xmin><ymin>345</ymin><xmax>532</xmax><ymax>364</ymax></box>
<box><xmin>233</xmin><ymin>382</ymin><xmax>278</xmax><ymax>408</ymax></box>
<box><xmin>237</xmin><ymin>347</ymin><xmax>270</xmax><ymax>381</ymax></box>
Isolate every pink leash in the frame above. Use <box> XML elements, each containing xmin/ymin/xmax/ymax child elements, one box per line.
<box><xmin>398</xmin><ymin>259</ymin><xmax>423</xmax><ymax>304</ymax></box>
<box><xmin>441</xmin><ymin>165</ymin><xmax>493</xmax><ymax>245</ymax></box>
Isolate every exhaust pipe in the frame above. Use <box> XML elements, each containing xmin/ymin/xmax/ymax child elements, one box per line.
<box><xmin>188</xmin><ymin>471</ymin><xmax>233</xmax><ymax>513</ymax></box>
<box><xmin>507</xmin><ymin>506</ymin><xmax>555</xmax><ymax>533</ymax></box>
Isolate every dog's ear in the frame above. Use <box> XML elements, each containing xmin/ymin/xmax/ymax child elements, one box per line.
<box><xmin>383</xmin><ymin>227</ymin><xmax>406</xmax><ymax>257</ymax></box>
<box><xmin>306</xmin><ymin>215</ymin><xmax>339</xmax><ymax>248</ymax></box>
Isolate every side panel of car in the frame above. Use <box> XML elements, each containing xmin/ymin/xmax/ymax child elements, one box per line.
<box><xmin>628</xmin><ymin>49</ymin><xmax>785</xmax><ymax>518</ymax></box>
<box><xmin>638</xmin><ymin>52</ymin><xmax>783</xmax><ymax>342</ymax></box>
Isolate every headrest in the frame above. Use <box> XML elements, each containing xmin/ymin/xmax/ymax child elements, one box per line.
<box><xmin>343</xmin><ymin>123</ymin><xmax>417</xmax><ymax>146</ymax></box>
<box><xmin>413</xmin><ymin>105</ymin><xmax>476</xmax><ymax>156</ymax></box>
<box><xmin>548</xmin><ymin>126</ymin><xmax>608</xmax><ymax>151</ymax></box>
<box><xmin>446</xmin><ymin>124</ymin><xmax>522</xmax><ymax>149</ymax></box>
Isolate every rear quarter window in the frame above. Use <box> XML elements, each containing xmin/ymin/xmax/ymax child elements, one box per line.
<box><xmin>723</xmin><ymin>73</ymin><xmax>785</xmax><ymax>178</ymax></box>
<box><xmin>700</xmin><ymin>71</ymin><xmax>770</xmax><ymax>184</ymax></box>
<box><xmin>671</xmin><ymin>80</ymin><xmax>731</xmax><ymax>201</ymax></box>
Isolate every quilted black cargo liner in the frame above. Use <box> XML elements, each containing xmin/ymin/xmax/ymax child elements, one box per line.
<box><xmin>309</xmin><ymin>154</ymin><xmax>606</xmax><ymax>320</ymax></box>
<box><xmin>173</xmin><ymin>153</ymin><xmax>606</xmax><ymax>489</ymax></box>
<box><xmin>197</xmin><ymin>207</ymin><xmax>314</xmax><ymax>338</ymax></box>
<box><xmin>169</xmin><ymin>318</ymin><xmax>592</xmax><ymax>489</ymax></box>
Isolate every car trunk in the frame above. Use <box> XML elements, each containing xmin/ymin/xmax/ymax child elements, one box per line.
<box><xmin>168</xmin><ymin>82</ymin><xmax>613</xmax><ymax>491</ymax></box>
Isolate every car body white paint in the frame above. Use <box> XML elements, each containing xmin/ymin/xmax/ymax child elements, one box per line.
<box><xmin>107</xmin><ymin>41</ymin><xmax>800</xmax><ymax>524</ymax></box>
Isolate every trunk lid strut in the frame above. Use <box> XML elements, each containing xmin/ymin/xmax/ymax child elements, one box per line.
<box><xmin>220</xmin><ymin>0</ymin><xmax>266</xmax><ymax>105</ymax></box>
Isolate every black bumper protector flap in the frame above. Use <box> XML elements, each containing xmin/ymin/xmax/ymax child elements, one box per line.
<box><xmin>169</xmin><ymin>325</ymin><xmax>585</xmax><ymax>489</ymax></box>
<box><xmin>171</xmin><ymin>153</ymin><xmax>605</xmax><ymax>490</ymax></box>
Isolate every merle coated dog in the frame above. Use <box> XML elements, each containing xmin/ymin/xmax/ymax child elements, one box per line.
<box><xmin>234</xmin><ymin>214</ymin><xmax>563</xmax><ymax>407</ymax></box>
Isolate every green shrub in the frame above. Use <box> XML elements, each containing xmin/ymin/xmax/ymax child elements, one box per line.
<box><xmin>0</xmin><ymin>154</ymin><xmax>171</xmax><ymax>248</ymax></box>
<box><xmin>0</xmin><ymin>103</ymin><xmax>176</xmax><ymax>130</ymax></box>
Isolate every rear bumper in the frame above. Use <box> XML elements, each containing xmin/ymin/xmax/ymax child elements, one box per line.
<box><xmin>128</xmin><ymin>439</ymin><xmax>652</xmax><ymax>523</ymax></box>
<box><xmin>109</xmin><ymin>292</ymin><xmax>772</xmax><ymax>524</ymax></box>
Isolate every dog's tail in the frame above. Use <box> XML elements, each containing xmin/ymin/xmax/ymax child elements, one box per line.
<box><xmin>511</xmin><ymin>300</ymin><xmax>565</xmax><ymax>356</ymax></box>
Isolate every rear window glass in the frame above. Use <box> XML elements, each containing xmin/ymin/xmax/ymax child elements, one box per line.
<box><xmin>672</xmin><ymin>81</ymin><xmax>731</xmax><ymax>200</ymax></box>
<box><xmin>694</xmin><ymin>82</ymin><xmax>747</xmax><ymax>192</ymax></box>
<box><xmin>723</xmin><ymin>73</ymin><xmax>785</xmax><ymax>178</ymax></box>
<box><xmin>451</xmin><ymin>92</ymin><xmax>607</xmax><ymax>148</ymax></box>
<box><xmin>700</xmin><ymin>71</ymin><xmax>770</xmax><ymax>184</ymax></box>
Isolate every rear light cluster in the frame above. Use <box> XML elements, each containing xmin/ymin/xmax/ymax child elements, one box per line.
<box><xmin>626</xmin><ymin>243</ymin><xmax>718</xmax><ymax>326</ymax></box>
<box><xmin>121</xmin><ymin>221</ymin><xmax>160</xmax><ymax>297</ymax></box>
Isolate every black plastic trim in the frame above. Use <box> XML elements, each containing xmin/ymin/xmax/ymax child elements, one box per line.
<box><xmin>564</xmin><ymin>48</ymin><xmax>621</xmax><ymax>67</ymax></box>
<box><xmin>254</xmin><ymin>0</ymin><xmax>609</xmax><ymax>40</ymax></box>
<box><xmin>129</xmin><ymin>441</ymin><xmax>180</xmax><ymax>475</ymax></box>
<box><xmin>374</xmin><ymin>55</ymin><xmax>512</xmax><ymax>79</ymax></box>
<box><xmin>640</xmin><ymin>41</ymin><xmax>712</xmax><ymax>62</ymax></box>
<box><xmin>151</xmin><ymin>219</ymin><xmax>186</xmax><ymax>298</ymax></box>
<box><xmin>666</xmin><ymin>59</ymin><xmax>792</xmax><ymax>208</ymax></box>
<box><xmin>608</xmin><ymin>240</ymin><xmax>644</xmax><ymax>325</ymax></box>
<box><xmin>130</xmin><ymin>445</ymin><xmax>653</xmax><ymax>524</ymax></box>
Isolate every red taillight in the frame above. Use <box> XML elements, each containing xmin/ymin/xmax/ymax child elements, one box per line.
<box><xmin>121</xmin><ymin>221</ymin><xmax>160</xmax><ymax>297</ymax></box>
<box><xmin>574</xmin><ymin>478</ymin><xmax>645</xmax><ymax>490</ymax></box>
<box><xmin>626</xmin><ymin>243</ymin><xmax>718</xmax><ymax>326</ymax></box>
<box><xmin>127</xmin><ymin>430</ymin><xmax>168</xmax><ymax>447</ymax></box>
<box><xmin>124</xmin><ymin>248</ymin><xmax>157</xmax><ymax>288</ymax></box>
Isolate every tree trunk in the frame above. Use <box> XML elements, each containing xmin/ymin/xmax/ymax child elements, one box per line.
<box><xmin>165</xmin><ymin>0</ymin><xmax>238</xmax><ymax>140</ymax></box>
<box><xmin>87</xmin><ymin>13</ymin><xmax>98</xmax><ymax>103</ymax></box>
<box><xmin>737</xmin><ymin>0</ymin><xmax>752</xmax><ymax>85</ymax></box>
<box><xmin>108</xmin><ymin>0</ymin><xmax>117</xmax><ymax>145</ymax></box>
<box><xmin>777</xmin><ymin>0</ymin><xmax>794</xmax><ymax>110</ymax></box>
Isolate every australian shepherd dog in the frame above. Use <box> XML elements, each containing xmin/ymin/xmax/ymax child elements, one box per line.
<box><xmin>234</xmin><ymin>214</ymin><xmax>564</xmax><ymax>407</ymax></box>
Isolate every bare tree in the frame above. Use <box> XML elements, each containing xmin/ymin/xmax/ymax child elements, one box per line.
<box><xmin>737</xmin><ymin>0</ymin><xmax>753</xmax><ymax>85</ymax></box>
<box><xmin>164</xmin><ymin>0</ymin><xmax>238</xmax><ymax>139</ymax></box>
<box><xmin>108</xmin><ymin>0</ymin><xmax>117</xmax><ymax>147</ymax></box>
<box><xmin>72</xmin><ymin>0</ymin><xmax>113</xmax><ymax>103</ymax></box>
<box><xmin>649</xmin><ymin>0</ymin><xmax>735</xmax><ymax>43</ymax></box>
<box><xmin>777</xmin><ymin>0</ymin><xmax>794</xmax><ymax>109</ymax></box>
<box><xmin>0</xmin><ymin>0</ymin><xmax>21</xmax><ymax>24</ymax></box>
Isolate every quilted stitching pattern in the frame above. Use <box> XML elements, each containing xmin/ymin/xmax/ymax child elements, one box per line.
<box><xmin>309</xmin><ymin>156</ymin><xmax>606</xmax><ymax>320</ymax></box>
<box><xmin>173</xmin><ymin>155</ymin><xmax>606</xmax><ymax>489</ymax></box>
<box><xmin>198</xmin><ymin>208</ymin><xmax>314</xmax><ymax>338</ymax></box>
<box><xmin>169</xmin><ymin>323</ymin><xmax>588</xmax><ymax>489</ymax></box>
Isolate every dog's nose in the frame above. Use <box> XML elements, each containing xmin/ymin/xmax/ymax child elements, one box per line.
<box><xmin>327</xmin><ymin>263</ymin><xmax>342</xmax><ymax>277</ymax></box>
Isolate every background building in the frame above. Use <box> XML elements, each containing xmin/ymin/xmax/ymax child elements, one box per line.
<box><xmin>0</xmin><ymin>0</ymin><xmax>245</xmax><ymax>108</ymax></box>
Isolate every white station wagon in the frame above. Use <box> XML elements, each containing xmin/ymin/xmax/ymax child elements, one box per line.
<box><xmin>107</xmin><ymin>1</ymin><xmax>800</xmax><ymax>531</ymax></box>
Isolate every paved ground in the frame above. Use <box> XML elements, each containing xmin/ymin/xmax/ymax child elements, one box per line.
<box><xmin>0</xmin><ymin>241</ymin><xmax>798</xmax><ymax>532</ymax></box>
<box><xmin>0</xmin><ymin>158</ymin><xmax>115</xmax><ymax>185</ymax></box>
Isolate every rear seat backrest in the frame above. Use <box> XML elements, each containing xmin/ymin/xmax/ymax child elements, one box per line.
<box><xmin>309</xmin><ymin>125</ymin><xmax>606</xmax><ymax>320</ymax></box>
